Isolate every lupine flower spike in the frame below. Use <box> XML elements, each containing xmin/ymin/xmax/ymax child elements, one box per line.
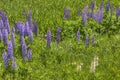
<box><xmin>56</xmin><ymin>27</ymin><xmax>61</xmax><ymax>43</ymax></box>
<box><xmin>27</xmin><ymin>49</ymin><xmax>32</xmax><ymax>60</ymax></box>
<box><xmin>12</xmin><ymin>60</ymin><xmax>17</xmax><ymax>69</ymax></box>
<box><xmin>76</xmin><ymin>30</ymin><xmax>80</xmax><ymax>41</ymax></box>
<box><xmin>2</xmin><ymin>51</ymin><xmax>8</xmax><ymax>68</ymax></box>
<box><xmin>47</xmin><ymin>29</ymin><xmax>51</xmax><ymax>47</ymax></box>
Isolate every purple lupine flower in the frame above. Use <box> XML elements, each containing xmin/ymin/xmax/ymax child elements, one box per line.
<box><xmin>16</xmin><ymin>21</ymin><xmax>22</xmax><ymax>32</ymax></box>
<box><xmin>12</xmin><ymin>26</ymin><xmax>15</xmax><ymax>33</ymax></box>
<box><xmin>7</xmin><ymin>41</ymin><xmax>14</xmax><ymax>60</ymax></box>
<box><xmin>63</xmin><ymin>8</ymin><xmax>70</xmax><ymax>19</ymax></box>
<box><xmin>85</xmin><ymin>36</ymin><xmax>89</xmax><ymax>46</ymax></box>
<box><xmin>0</xmin><ymin>19</ymin><xmax>4</xmax><ymax>29</ymax></box>
<box><xmin>92</xmin><ymin>12</ymin><xmax>98</xmax><ymax>21</ymax></box>
<box><xmin>100</xmin><ymin>0</ymin><xmax>104</xmax><ymax>10</ymax></box>
<box><xmin>2</xmin><ymin>51</ymin><xmax>8</xmax><ymax>68</ymax></box>
<box><xmin>22</xmin><ymin>42</ymin><xmax>27</xmax><ymax>60</ymax></box>
<box><xmin>97</xmin><ymin>9</ymin><xmax>103</xmax><ymax>23</ymax></box>
<box><xmin>27</xmin><ymin>49</ymin><xmax>32</xmax><ymax>60</ymax></box>
<box><xmin>28</xmin><ymin>29</ymin><xmax>33</xmax><ymax>43</ymax></box>
<box><xmin>82</xmin><ymin>6</ymin><xmax>88</xmax><ymax>26</ymax></box>
<box><xmin>27</xmin><ymin>11</ymin><xmax>33</xmax><ymax>30</ymax></box>
<box><xmin>90</xmin><ymin>1</ymin><xmax>95</xmax><ymax>10</ymax></box>
<box><xmin>24</xmin><ymin>21</ymin><xmax>30</xmax><ymax>35</ymax></box>
<box><xmin>11</xmin><ymin>32</ymin><xmax>15</xmax><ymax>48</ymax></box>
<box><xmin>20</xmin><ymin>35</ymin><xmax>25</xmax><ymax>45</ymax></box>
<box><xmin>106</xmin><ymin>0</ymin><xmax>110</xmax><ymax>12</ymax></box>
<box><xmin>33</xmin><ymin>20</ymin><xmax>38</xmax><ymax>36</ymax></box>
<box><xmin>87</xmin><ymin>11</ymin><xmax>92</xmax><ymax>18</ymax></box>
<box><xmin>56</xmin><ymin>27</ymin><xmax>61</xmax><ymax>43</ymax></box>
<box><xmin>76</xmin><ymin>30</ymin><xmax>80</xmax><ymax>41</ymax></box>
<box><xmin>2</xmin><ymin>29</ymin><xmax>8</xmax><ymax>46</ymax></box>
<box><xmin>92</xmin><ymin>35</ymin><xmax>95</xmax><ymax>45</ymax></box>
<box><xmin>0</xmin><ymin>11</ymin><xmax>10</xmax><ymax>33</ymax></box>
<box><xmin>12</xmin><ymin>60</ymin><xmax>17</xmax><ymax>68</ymax></box>
<box><xmin>47</xmin><ymin>30</ymin><xmax>51</xmax><ymax>47</ymax></box>
<box><xmin>0</xmin><ymin>30</ymin><xmax>2</xmax><ymax>41</ymax></box>
<box><xmin>20</xmin><ymin>24</ymin><xmax>24</xmax><ymax>36</ymax></box>
<box><xmin>116</xmin><ymin>7</ymin><xmax>120</xmax><ymax>20</ymax></box>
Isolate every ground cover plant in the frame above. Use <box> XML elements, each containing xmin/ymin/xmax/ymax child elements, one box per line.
<box><xmin>0</xmin><ymin>0</ymin><xmax>120</xmax><ymax>80</ymax></box>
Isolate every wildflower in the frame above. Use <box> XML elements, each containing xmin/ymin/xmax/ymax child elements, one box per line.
<box><xmin>116</xmin><ymin>7</ymin><xmax>120</xmax><ymax>20</ymax></box>
<box><xmin>63</xmin><ymin>8</ymin><xmax>70</xmax><ymax>19</ymax></box>
<box><xmin>7</xmin><ymin>41</ymin><xmax>14</xmax><ymax>60</ymax></box>
<box><xmin>0</xmin><ymin>11</ymin><xmax>10</xmax><ymax>33</ymax></box>
<box><xmin>90</xmin><ymin>1</ymin><xmax>95</xmax><ymax>10</ymax></box>
<box><xmin>28</xmin><ymin>29</ymin><xmax>33</xmax><ymax>43</ymax></box>
<box><xmin>27</xmin><ymin>11</ymin><xmax>33</xmax><ymax>30</ymax></box>
<box><xmin>56</xmin><ymin>27</ymin><xmax>61</xmax><ymax>43</ymax></box>
<box><xmin>97</xmin><ymin>9</ymin><xmax>103</xmax><ymax>23</ymax></box>
<box><xmin>76</xmin><ymin>30</ymin><xmax>80</xmax><ymax>41</ymax></box>
<box><xmin>27</xmin><ymin>49</ymin><xmax>32</xmax><ymax>60</ymax></box>
<box><xmin>82</xmin><ymin>6</ymin><xmax>88</xmax><ymax>26</ymax></box>
<box><xmin>2</xmin><ymin>51</ymin><xmax>8</xmax><ymax>68</ymax></box>
<box><xmin>12</xmin><ymin>60</ymin><xmax>17</xmax><ymax>68</ymax></box>
<box><xmin>100</xmin><ymin>0</ymin><xmax>104</xmax><ymax>10</ymax></box>
<box><xmin>106</xmin><ymin>0</ymin><xmax>110</xmax><ymax>12</ymax></box>
<box><xmin>0</xmin><ymin>30</ymin><xmax>2</xmax><ymax>41</ymax></box>
<box><xmin>0</xmin><ymin>19</ymin><xmax>4</xmax><ymax>29</ymax></box>
<box><xmin>16</xmin><ymin>21</ymin><xmax>22</xmax><ymax>33</ymax></box>
<box><xmin>24</xmin><ymin>21</ymin><xmax>30</xmax><ymax>35</ymax></box>
<box><xmin>11</xmin><ymin>32</ymin><xmax>16</xmax><ymax>48</ymax></box>
<box><xmin>2</xmin><ymin>29</ymin><xmax>8</xmax><ymax>46</ymax></box>
<box><xmin>47</xmin><ymin>29</ymin><xmax>51</xmax><ymax>47</ymax></box>
<box><xmin>22</xmin><ymin>42</ymin><xmax>27</xmax><ymax>60</ymax></box>
<box><xmin>33</xmin><ymin>20</ymin><xmax>38</xmax><ymax>36</ymax></box>
<box><xmin>85</xmin><ymin>36</ymin><xmax>89</xmax><ymax>46</ymax></box>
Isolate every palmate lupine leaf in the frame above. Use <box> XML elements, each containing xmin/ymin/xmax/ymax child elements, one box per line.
<box><xmin>56</xmin><ymin>27</ymin><xmax>61</xmax><ymax>43</ymax></box>
<box><xmin>2</xmin><ymin>29</ymin><xmax>8</xmax><ymax>46</ymax></box>
<box><xmin>7</xmin><ymin>41</ymin><xmax>14</xmax><ymax>60</ymax></box>
<box><xmin>0</xmin><ymin>11</ymin><xmax>10</xmax><ymax>33</ymax></box>
<box><xmin>47</xmin><ymin>29</ymin><xmax>51</xmax><ymax>47</ymax></box>
<box><xmin>2</xmin><ymin>51</ymin><xmax>8</xmax><ymax>68</ymax></box>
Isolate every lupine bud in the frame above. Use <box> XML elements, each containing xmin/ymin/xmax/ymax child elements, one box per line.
<box><xmin>116</xmin><ymin>7</ymin><xmax>120</xmax><ymax>20</ymax></box>
<box><xmin>92</xmin><ymin>35</ymin><xmax>95</xmax><ymax>45</ymax></box>
<box><xmin>82</xmin><ymin>6</ymin><xmax>88</xmax><ymax>26</ymax></box>
<box><xmin>7</xmin><ymin>41</ymin><xmax>14</xmax><ymax>60</ymax></box>
<box><xmin>0</xmin><ymin>19</ymin><xmax>4</xmax><ymax>29</ymax></box>
<box><xmin>2</xmin><ymin>29</ymin><xmax>8</xmax><ymax>46</ymax></box>
<box><xmin>28</xmin><ymin>11</ymin><xmax>33</xmax><ymax>30</ymax></box>
<box><xmin>100</xmin><ymin>0</ymin><xmax>104</xmax><ymax>10</ymax></box>
<box><xmin>12</xmin><ymin>60</ymin><xmax>17</xmax><ymax>68</ymax></box>
<box><xmin>0</xmin><ymin>30</ymin><xmax>2</xmax><ymax>41</ymax></box>
<box><xmin>47</xmin><ymin>30</ymin><xmax>51</xmax><ymax>47</ymax></box>
<box><xmin>28</xmin><ymin>29</ymin><xmax>33</xmax><ymax>43</ymax></box>
<box><xmin>0</xmin><ymin>11</ymin><xmax>10</xmax><ymax>33</ymax></box>
<box><xmin>63</xmin><ymin>8</ymin><xmax>70</xmax><ymax>19</ymax></box>
<box><xmin>33</xmin><ymin>20</ymin><xmax>38</xmax><ymax>36</ymax></box>
<box><xmin>22</xmin><ymin>42</ymin><xmax>27</xmax><ymax>60</ymax></box>
<box><xmin>56</xmin><ymin>27</ymin><xmax>61</xmax><ymax>43</ymax></box>
<box><xmin>90</xmin><ymin>1</ymin><xmax>95</xmax><ymax>10</ymax></box>
<box><xmin>106</xmin><ymin>1</ymin><xmax>110</xmax><ymax>12</ymax></box>
<box><xmin>76</xmin><ymin>30</ymin><xmax>80</xmax><ymax>41</ymax></box>
<box><xmin>27</xmin><ymin>49</ymin><xmax>32</xmax><ymax>60</ymax></box>
<box><xmin>85</xmin><ymin>36</ymin><xmax>89</xmax><ymax>46</ymax></box>
<box><xmin>12</xmin><ymin>26</ymin><xmax>15</xmax><ymax>33</ymax></box>
<box><xmin>11</xmin><ymin>32</ymin><xmax>15</xmax><ymax>48</ymax></box>
<box><xmin>2</xmin><ymin>51</ymin><xmax>8</xmax><ymax>68</ymax></box>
